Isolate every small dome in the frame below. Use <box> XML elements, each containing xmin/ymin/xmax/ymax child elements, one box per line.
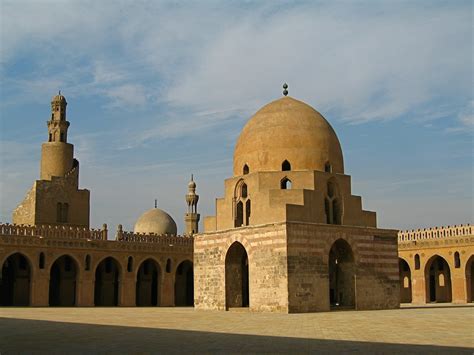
<box><xmin>233</xmin><ymin>96</ymin><xmax>344</xmax><ymax>175</ymax></box>
<box><xmin>188</xmin><ymin>180</ymin><xmax>196</xmax><ymax>189</ymax></box>
<box><xmin>51</xmin><ymin>93</ymin><xmax>67</xmax><ymax>103</ymax></box>
<box><xmin>134</xmin><ymin>208</ymin><xmax>177</xmax><ymax>235</ymax></box>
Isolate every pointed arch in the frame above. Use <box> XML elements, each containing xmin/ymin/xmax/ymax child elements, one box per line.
<box><xmin>424</xmin><ymin>255</ymin><xmax>452</xmax><ymax>303</ymax></box>
<box><xmin>328</xmin><ymin>239</ymin><xmax>355</xmax><ymax>309</ymax></box>
<box><xmin>243</xmin><ymin>164</ymin><xmax>249</xmax><ymax>175</ymax></box>
<box><xmin>94</xmin><ymin>257</ymin><xmax>121</xmax><ymax>306</ymax></box>
<box><xmin>0</xmin><ymin>253</ymin><xmax>32</xmax><ymax>306</ymax></box>
<box><xmin>282</xmin><ymin>160</ymin><xmax>291</xmax><ymax>171</ymax></box>
<box><xmin>49</xmin><ymin>255</ymin><xmax>78</xmax><ymax>306</ymax></box>
<box><xmin>399</xmin><ymin>258</ymin><xmax>412</xmax><ymax>303</ymax></box>
<box><xmin>225</xmin><ymin>242</ymin><xmax>249</xmax><ymax>309</ymax></box>
<box><xmin>280</xmin><ymin>177</ymin><xmax>292</xmax><ymax>190</ymax></box>
<box><xmin>174</xmin><ymin>260</ymin><xmax>193</xmax><ymax>306</ymax></box>
<box><xmin>136</xmin><ymin>258</ymin><xmax>161</xmax><ymax>306</ymax></box>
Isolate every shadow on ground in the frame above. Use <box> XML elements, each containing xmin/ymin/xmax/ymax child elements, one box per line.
<box><xmin>0</xmin><ymin>317</ymin><xmax>471</xmax><ymax>354</ymax></box>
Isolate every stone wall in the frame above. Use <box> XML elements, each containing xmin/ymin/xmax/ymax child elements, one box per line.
<box><xmin>286</xmin><ymin>222</ymin><xmax>399</xmax><ymax>312</ymax></box>
<box><xmin>194</xmin><ymin>223</ymin><xmax>289</xmax><ymax>312</ymax></box>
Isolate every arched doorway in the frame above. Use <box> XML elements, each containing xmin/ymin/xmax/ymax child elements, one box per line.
<box><xmin>425</xmin><ymin>255</ymin><xmax>452</xmax><ymax>303</ymax></box>
<box><xmin>225</xmin><ymin>242</ymin><xmax>249</xmax><ymax>309</ymax></box>
<box><xmin>49</xmin><ymin>255</ymin><xmax>78</xmax><ymax>306</ymax></box>
<box><xmin>94</xmin><ymin>257</ymin><xmax>120</xmax><ymax>306</ymax></box>
<box><xmin>136</xmin><ymin>259</ymin><xmax>161</xmax><ymax>306</ymax></box>
<box><xmin>329</xmin><ymin>239</ymin><xmax>355</xmax><ymax>309</ymax></box>
<box><xmin>0</xmin><ymin>253</ymin><xmax>31</xmax><ymax>306</ymax></box>
<box><xmin>466</xmin><ymin>256</ymin><xmax>474</xmax><ymax>302</ymax></box>
<box><xmin>399</xmin><ymin>258</ymin><xmax>412</xmax><ymax>303</ymax></box>
<box><xmin>174</xmin><ymin>260</ymin><xmax>193</xmax><ymax>306</ymax></box>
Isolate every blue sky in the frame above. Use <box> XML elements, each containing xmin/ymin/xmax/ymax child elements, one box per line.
<box><xmin>0</xmin><ymin>0</ymin><xmax>472</xmax><ymax>234</ymax></box>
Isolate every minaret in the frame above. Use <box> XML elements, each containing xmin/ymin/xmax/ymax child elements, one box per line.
<box><xmin>40</xmin><ymin>92</ymin><xmax>74</xmax><ymax>180</ymax></box>
<box><xmin>185</xmin><ymin>175</ymin><xmax>200</xmax><ymax>235</ymax></box>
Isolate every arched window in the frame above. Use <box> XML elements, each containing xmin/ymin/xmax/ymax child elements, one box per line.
<box><xmin>325</xmin><ymin>162</ymin><xmax>332</xmax><ymax>173</ymax></box>
<box><xmin>166</xmin><ymin>259</ymin><xmax>171</xmax><ymax>273</ymax></box>
<box><xmin>415</xmin><ymin>254</ymin><xmax>420</xmax><ymax>270</ymax></box>
<box><xmin>56</xmin><ymin>202</ymin><xmax>62</xmax><ymax>223</ymax></box>
<box><xmin>454</xmin><ymin>252</ymin><xmax>460</xmax><ymax>268</ymax></box>
<box><xmin>245</xmin><ymin>199</ymin><xmax>251</xmax><ymax>226</ymax></box>
<box><xmin>282</xmin><ymin>160</ymin><xmax>291</xmax><ymax>171</ymax></box>
<box><xmin>241</xmin><ymin>183</ymin><xmax>248</xmax><ymax>198</ymax></box>
<box><xmin>85</xmin><ymin>255</ymin><xmax>91</xmax><ymax>271</ymax></box>
<box><xmin>243</xmin><ymin>164</ymin><xmax>249</xmax><ymax>175</ymax></box>
<box><xmin>403</xmin><ymin>276</ymin><xmax>410</xmax><ymax>288</ymax></box>
<box><xmin>439</xmin><ymin>273</ymin><xmax>445</xmax><ymax>287</ymax></box>
<box><xmin>325</xmin><ymin>179</ymin><xmax>342</xmax><ymax>225</ymax></box>
<box><xmin>280</xmin><ymin>177</ymin><xmax>292</xmax><ymax>190</ymax></box>
<box><xmin>49</xmin><ymin>133</ymin><xmax>52</xmax><ymax>142</ymax></box>
<box><xmin>39</xmin><ymin>252</ymin><xmax>45</xmax><ymax>269</ymax></box>
<box><xmin>60</xmin><ymin>133</ymin><xmax>65</xmax><ymax>142</ymax></box>
<box><xmin>63</xmin><ymin>203</ymin><xmax>69</xmax><ymax>223</ymax></box>
<box><xmin>235</xmin><ymin>201</ymin><xmax>244</xmax><ymax>227</ymax></box>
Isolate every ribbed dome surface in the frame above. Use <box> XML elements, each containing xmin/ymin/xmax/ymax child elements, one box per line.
<box><xmin>233</xmin><ymin>96</ymin><xmax>344</xmax><ymax>176</ymax></box>
<box><xmin>134</xmin><ymin>208</ymin><xmax>177</xmax><ymax>235</ymax></box>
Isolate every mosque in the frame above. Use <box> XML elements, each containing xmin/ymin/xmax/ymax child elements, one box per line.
<box><xmin>0</xmin><ymin>88</ymin><xmax>472</xmax><ymax>310</ymax></box>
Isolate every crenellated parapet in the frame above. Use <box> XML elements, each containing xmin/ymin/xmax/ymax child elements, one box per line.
<box><xmin>398</xmin><ymin>224</ymin><xmax>472</xmax><ymax>243</ymax></box>
<box><xmin>115</xmin><ymin>224</ymin><xmax>193</xmax><ymax>246</ymax></box>
<box><xmin>0</xmin><ymin>222</ymin><xmax>106</xmax><ymax>240</ymax></box>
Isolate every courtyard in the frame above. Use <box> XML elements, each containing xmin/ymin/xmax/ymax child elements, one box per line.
<box><xmin>0</xmin><ymin>304</ymin><xmax>472</xmax><ymax>353</ymax></box>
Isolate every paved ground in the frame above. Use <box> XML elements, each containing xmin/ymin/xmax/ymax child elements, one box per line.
<box><xmin>0</xmin><ymin>305</ymin><xmax>473</xmax><ymax>354</ymax></box>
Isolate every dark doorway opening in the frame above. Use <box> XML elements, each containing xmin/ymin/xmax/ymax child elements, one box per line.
<box><xmin>136</xmin><ymin>259</ymin><xmax>160</xmax><ymax>306</ymax></box>
<box><xmin>174</xmin><ymin>260</ymin><xmax>193</xmax><ymax>306</ymax></box>
<box><xmin>94</xmin><ymin>257</ymin><xmax>120</xmax><ymax>306</ymax></box>
<box><xmin>425</xmin><ymin>255</ymin><xmax>452</xmax><ymax>303</ymax></box>
<box><xmin>49</xmin><ymin>255</ymin><xmax>77</xmax><ymax>306</ymax></box>
<box><xmin>398</xmin><ymin>258</ymin><xmax>412</xmax><ymax>303</ymax></box>
<box><xmin>328</xmin><ymin>239</ymin><xmax>355</xmax><ymax>309</ymax></box>
<box><xmin>0</xmin><ymin>253</ymin><xmax>31</xmax><ymax>306</ymax></box>
<box><xmin>225</xmin><ymin>242</ymin><xmax>249</xmax><ymax>309</ymax></box>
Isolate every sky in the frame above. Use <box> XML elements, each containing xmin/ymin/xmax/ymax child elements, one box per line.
<box><xmin>0</xmin><ymin>0</ymin><xmax>472</xmax><ymax>235</ymax></box>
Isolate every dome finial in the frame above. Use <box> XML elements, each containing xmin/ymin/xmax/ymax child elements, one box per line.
<box><xmin>59</xmin><ymin>90</ymin><xmax>61</xmax><ymax>96</ymax></box>
<box><xmin>283</xmin><ymin>83</ymin><xmax>288</xmax><ymax>96</ymax></box>
<box><xmin>154</xmin><ymin>199</ymin><xmax>157</xmax><ymax>208</ymax></box>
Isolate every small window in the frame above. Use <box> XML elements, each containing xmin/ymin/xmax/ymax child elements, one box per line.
<box><xmin>245</xmin><ymin>199</ymin><xmax>251</xmax><ymax>226</ymax></box>
<box><xmin>241</xmin><ymin>183</ymin><xmax>248</xmax><ymax>198</ymax></box>
<box><xmin>62</xmin><ymin>203</ymin><xmax>69</xmax><ymax>223</ymax></box>
<box><xmin>39</xmin><ymin>253</ymin><xmax>45</xmax><ymax>269</ymax></box>
<box><xmin>56</xmin><ymin>202</ymin><xmax>62</xmax><ymax>223</ymax></box>
<box><xmin>280</xmin><ymin>177</ymin><xmax>292</xmax><ymax>190</ymax></box>
<box><xmin>282</xmin><ymin>160</ymin><xmax>291</xmax><ymax>171</ymax></box>
<box><xmin>166</xmin><ymin>259</ymin><xmax>171</xmax><ymax>273</ymax></box>
<box><xmin>414</xmin><ymin>254</ymin><xmax>420</xmax><ymax>270</ymax></box>
<box><xmin>454</xmin><ymin>252</ymin><xmax>460</xmax><ymax>268</ymax></box>
<box><xmin>439</xmin><ymin>273</ymin><xmax>445</xmax><ymax>287</ymax></box>
<box><xmin>85</xmin><ymin>255</ymin><xmax>91</xmax><ymax>271</ymax></box>
<box><xmin>243</xmin><ymin>164</ymin><xmax>249</xmax><ymax>175</ymax></box>
<box><xmin>60</xmin><ymin>133</ymin><xmax>65</xmax><ymax>142</ymax></box>
<box><xmin>325</xmin><ymin>162</ymin><xmax>332</xmax><ymax>173</ymax></box>
<box><xmin>49</xmin><ymin>133</ymin><xmax>52</xmax><ymax>142</ymax></box>
<box><xmin>127</xmin><ymin>256</ymin><xmax>133</xmax><ymax>272</ymax></box>
<box><xmin>403</xmin><ymin>276</ymin><xmax>410</xmax><ymax>288</ymax></box>
<box><xmin>235</xmin><ymin>201</ymin><xmax>244</xmax><ymax>227</ymax></box>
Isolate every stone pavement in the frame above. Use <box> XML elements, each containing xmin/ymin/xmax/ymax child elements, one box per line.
<box><xmin>0</xmin><ymin>305</ymin><xmax>473</xmax><ymax>354</ymax></box>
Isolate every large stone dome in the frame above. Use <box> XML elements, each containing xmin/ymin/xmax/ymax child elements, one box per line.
<box><xmin>233</xmin><ymin>96</ymin><xmax>344</xmax><ymax>176</ymax></box>
<box><xmin>134</xmin><ymin>208</ymin><xmax>178</xmax><ymax>235</ymax></box>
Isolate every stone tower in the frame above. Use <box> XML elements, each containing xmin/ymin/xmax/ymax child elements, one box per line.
<box><xmin>184</xmin><ymin>175</ymin><xmax>200</xmax><ymax>235</ymax></box>
<box><xmin>12</xmin><ymin>93</ymin><xmax>90</xmax><ymax>227</ymax></box>
<box><xmin>41</xmin><ymin>92</ymin><xmax>73</xmax><ymax>180</ymax></box>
